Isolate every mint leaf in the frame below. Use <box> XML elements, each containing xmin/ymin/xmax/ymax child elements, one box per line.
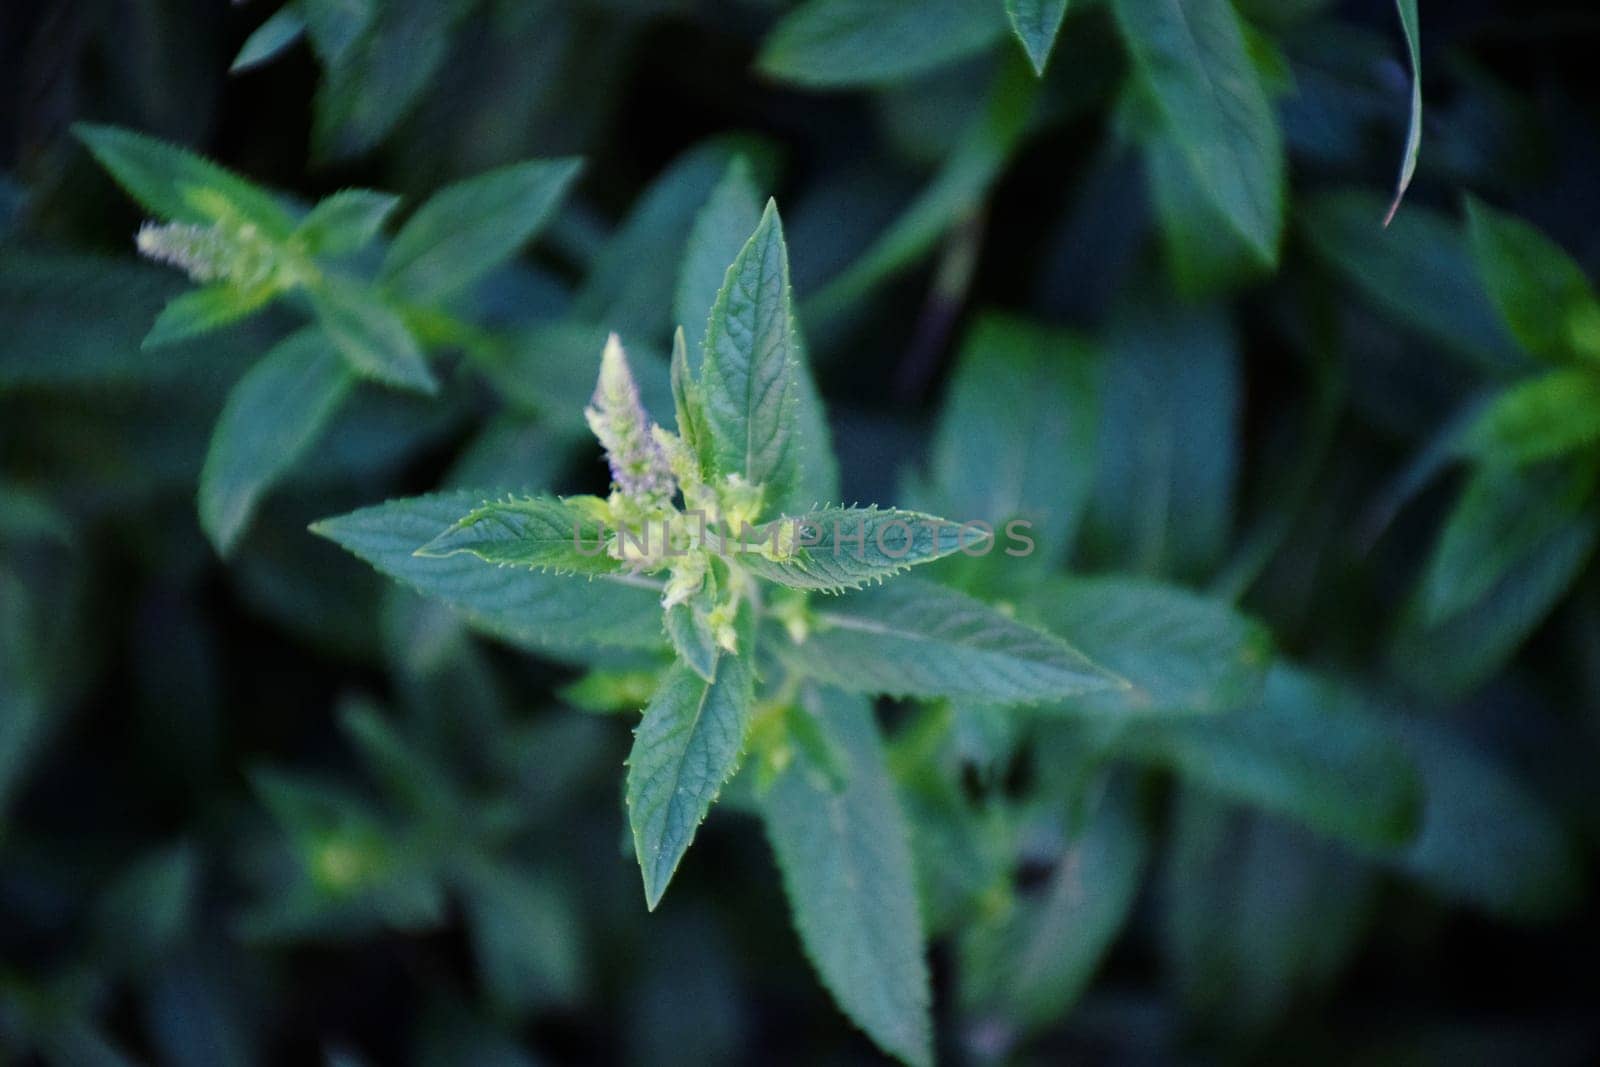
<box><xmin>200</xmin><ymin>328</ymin><xmax>354</xmax><ymax>554</ymax></box>
<box><xmin>676</xmin><ymin>157</ymin><xmax>763</xmax><ymax>360</ymax></box>
<box><xmin>232</xmin><ymin>4</ymin><xmax>308</xmax><ymax>73</ymax></box>
<box><xmin>415</xmin><ymin>495</ymin><xmax>620</xmax><ymax>577</ymax></box>
<box><xmin>144</xmin><ymin>283</ymin><xmax>276</xmax><ymax>349</ymax></box>
<box><xmin>759</xmin><ymin>690</ymin><xmax>932</xmax><ymax>1067</ymax></box>
<box><xmin>1468</xmin><ymin>371</ymin><xmax>1600</xmax><ymax>464</ymax></box>
<box><xmin>1465</xmin><ymin>197</ymin><xmax>1600</xmax><ymax>366</ymax></box>
<box><xmin>739</xmin><ymin>506</ymin><xmax>975</xmax><ymax>592</ymax></box>
<box><xmin>311</xmin><ymin>492</ymin><xmax>667</xmax><ymax>654</ymax></box>
<box><xmin>626</xmin><ymin>654</ymin><xmax>754</xmax><ymax>910</ymax></box>
<box><xmin>310</xmin><ymin>277</ymin><xmax>436</xmax><ymax>394</ymax></box>
<box><xmin>664</xmin><ymin>580</ymin><xmax>721</xmax><ymax>684</ymax></box>
<box><xmin>779</xmin><ymin>579</ymin><xmax>1124</xmax><ymax>703</ymax></box>
<box><xmin>1004</xmin><ymin>0</ymin><xmax>1071</xmax><ymax>75</ymax></box>
<box><xmin>295</xmin><ymin>189</ymin><xmax>401</xmax><ymax>256</ymax></box>
<box><xmin>1110</xmin><ymin>0</ymin><xmax>1284</xmax><ymax>260</ymax></box>
<box><xmin>759</xmin><ymin>0</ymin><xmax>1006</xmax><ymax>89</ymax></box>
<box><xmin>380</xmin><ymin>158</ymin><xmax>582</xmax><ymax>302</ymax></box>
<box><xmin>74</xmin><ymin>123</ymin><xmax>299</xmax><ymax>239</ymax></box>
<box><xmin>700</xmin><ymin>201</ymin><xmax>804</xmax><ymax>501</ymax></box>
<box><xmin>1386</xmin><ymin>0</ymin><xmax>1422</xmax><ymax>224</ymax></box>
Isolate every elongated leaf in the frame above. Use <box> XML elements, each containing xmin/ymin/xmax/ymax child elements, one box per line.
<box><xmin>232</xmin><ymin>4</ymin><xmax>308</xmax><ymax>72</ymax></box>
<box><xmin>959</xmin><ymin>781</ymin><xmax>1147</xmax><ymax>1031</ymax></box>
<box><xmin>380</xmin><ymin>158</ymin><xmax>582</xmax><ymax>302</ymax></box>
<box><xmin>1468</xmin><ymin>372</ymin><xmax>1600</xmax><ymax>465</ymax></box>
<box><xmin>738</xmin><ymin>506</ymin><xmax>975</xmax><ymax>592</ymax></box>
<box><xmin>1465</xmin><ymin>198</ymin><xmax>1600</xmax><ymax>365</ymax></box>
<box><xmin>1027</xmin><ymin>576</ymin><xmax>1273</xmax><ymax>716</ymax></box>
<box><xmin>200</xmin><ymin>328</ymin><xmax>355</xmax><ymax>554</ymax></box>
<box><xmin>310</xmin><ymin>278</ymin><xmax>436</xmax><ymax>394</ymax></box>
<box><xmin>415</xmin><ymin>495</ymin><xmax>619</xmax><ymax>577</ymax></box>
<box><xmin>928</xmin><ymin>315</ymin><xmax>1097</xmax><ymax>564</ymax></box>
<box><xmin>627</xmin><ymin>655</ymin><xmax>754</xmax><ymax>910</ymax></box>
<box><xmin>1005</xmin><ymin>0</ymin><xmax>1071</xmax><ymax>75</ymax></box>
<box><xmin>760</xmin><ymin>690</ymin><xmax>932</xmax><ymax>1067</ymax></box>
<box><xmin>758</xmin><ymin>0</ymin><xmax>1007</xmax><ymax>89</ymax></box>
<box><xmin>1110</xmin><ymin>0</ymin><xmax>1285</xmax><ymax>260</ymax></box>
<box><xmin>1114</xmin><ymin>667</ymin><xmax>1422</xmax><ymax>849</ymax></box>
<box><xmin>676</xmin><ymin>158</ymin><xmax>764</xmax><ymax>359</ymax></box>
<box><xmin>1385</xmin><ymin>0</ymin><xmax>1421</xmax><ymax>224</ymax></box>
<box><xmin>1422</xmin><ymin>461</ymin><xmax>1597</xmax><ymax>625</ymax></box>
<box><xmin>778</xmin><ymin>578</ymin><xmax>1124</xmax><ymax>703</ymax></box>
<box><xmin>295</xmin><ymin>189</ymin><xmax>401</xmax><ymax>256</ymax></box>
<box><xmin>144</xmin><ymin>284</ymin><xmax>276</xmax><ymax>349</ymax></box>
<box><xmin>700</xmin><ymin>201</ymin><xmax>804</xmax><ymax>500</ymax></box>
<box><xmin>74</xmin><ymin>124</ymin><xmax>298</xmax><ymax>238</ymax></box>
<box><xmin>311</xmin><ymin>492</ymin><xmax>667</xmax><ymax>653</ymax></box>
<box><xmin>664</xmin><ymin>578</ymin><xmax>720</xmax><ymax>683</ymax></box>
<box><xmin>309</xmin><ymin>0</ymin><xmax>455</xmax><ymax>161</ymax></box>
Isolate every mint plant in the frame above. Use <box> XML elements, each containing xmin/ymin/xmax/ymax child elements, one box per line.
<box><xmin>313</xmin><ymin>199</ymin><xmax>1122</xmax><ymax>1065</ymax></box>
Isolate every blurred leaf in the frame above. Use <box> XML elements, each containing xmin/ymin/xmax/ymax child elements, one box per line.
<box><xmin>1145</xmin><ymin>130</ymin><xmax>1272</xmax><ymax>296</ymax></box>
<box><xmin>295</xmin><ymin>189</ymin><xmax>401</xmax><ymax>256</ymax></box>
<box><xmin>199</xmin><ymin>328</ymin><xmax>355</xmax><ymax>554</ymax></box>
<box><xmin>380</xmin><ymin>158</ymin><xmax>581</xmax><ymax>302</ymax></box>
<box><xmin>91</xmin><ymin>844</ymin><xmax>200</xmax><ymax>974</ymax></box>
<box><xmin>1110</xmin><ymin>0</ymin><xmax>1284</xmax><ymax>260</ymax></box>
<box><xmin>760</xmin><ymin>689</ymin><xmax>932</xmax><ymax>1067</ymax></box>
<box><xmin>775</xmin><ymin>578</ymin><xmax>1123</xmax><ymax>703</ymax></box>
<box><xmin>457</xmin><ymin>861</ymin><xmax>586</xmax><ymax>1017</ymax></box>
<box><xmin>232</xmin><ymin>4</ymin><xmax>308</xmax><ymax>73</ymax></box>
<box><xmin>311</xmin><ymin>491</ymin><xmax>667</xmax><ymax>653</ymax></box>
<box><xmin>1465</xmin><ymin>197</ymin><xmax>1600</xmax><ymax>366</ymax></box>
<box><xmin>1004</xmin><ymin>0</ymin><xmax>1070</xmax><ymax>75</ymax></box>
<box><xmin>676</xmin><ymin>157</ymin><xmax>763</xmax><ymax>359</ymax></box>
<box><xmin>310</xmin><ymin>277</ymin><xmax>436</xmax><ymax>393</ymax></box>
<box><xmin>1385</xmin><ymin>0</ymin><xmax>1422</xmax><ymax>224</ymax></box>
<box><xmin>145</xmin><ymin>284</ymin><xmax>276</xmax><ymax>350</ymax></box>
<box><xmin>759</xmin><ymin>0</ymin><xmax>1007</xmax><ymax>89</ymax></box>
<box><xmin>1467</xmin><ymin>371</ymin><xmax>1600</xmax><ymax>465</ymax></box>
<box><xmin>626</xmin><ymin>654</ymin><xmax>754</xmax><ymax>910</ymax></box>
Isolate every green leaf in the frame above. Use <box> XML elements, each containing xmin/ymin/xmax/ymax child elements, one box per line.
<box><xmin>200</xmin><ymin>328</ymin><xmax>355</xmax><ymax>554</ymax></box>
<box><xmin>959</xmin><ymin>781</ymin><xmax>1147</xmax><ymax>1032</ymax></box>
<box><xmin>670</xmin><ymin>328</ymin><xmax>714</xmax><ymax>480</ymax></box>
<box><xmin>928</xmin><ymin>315</ymin><xmax>1097</xmax><ymax>565</ymax></box>
<box><xmin>758</xmin><ymin>0</ymin><xmax>1007</xmax><ymax>89</ymax></box>
<box><xmin>74</xmin><ymin>124</ymin><xmax>298</xmax><ymax>239</ymax></box>
<box><xmin>415</xmin><ymin>495</ymin><xmax>620</xmax><ymax>577</ymax></box>
<box><xmin>1145</xmin><ymin>129</ymin><xmax>1273</xmax><ymax>296</ymax></box>
<box><xmin>301</xmin><ymin>0</ymin><xmax>374</xmax><ymax>67</ymax></box>
<box><xmin>664</xmin><ymin>579</ymin><xmax>720</xmax><ymax>684</ymax></box>
<box><xmin>739</xmin><ymin>506</ymin><xmax>975</xmax><ymax>592</ymax></box>
<box><xmin>1114</xmin><ymin>667</ymin><xmax>1422</xmax><ymax>849</ymax></box>
<box><xmin>310</xmin><ymin>492</ymin><xmax>667</xmax><ymax>654</ymax></box>
<box><xmin>1465</xmin><ymin>198</ymin><xmax>1600</xmax><ymax>365</ymax></box>
<box><xmin>310</xmin><ymin>277</ymin><xmax>436</xmax><ymax>394</ymax></box>
<box><xmin>1468</xmin><ymin>372</ymin><xmax>1600</xmax><ymax>465</ymax></box>
<box><xmin>1026</xmin><ymin>576</ymin><xmax>1273</xmax><ymax>716</ymax></box>
<box><xmin>232</xmin><ymin>4</ymin><xmax>308</xmax><ymax>73</ymax></box>
<box><xmin>308</xmin><ymin>0</ymin><xmax>453</xmax><ymax>161</ymax></box>
<box><xmin>626</xmin><ymin>654</ymin><xmax>754</xmax><ymax>910</ymax></box>
<box><xmin>1421</xmin><ymin>460</ymin><xmax>1597</xmax><ymax>625</ymax></box>
<box><xmin>1004</xmin><ymin>0</ymin><xmax>1071</xmax><ymax>75</ymax></box>
<box><xmin>295</xmin><ymin>189</ymin><xmax>401</xmax><ymax>256</ymax></box>
<box><xmin>759</xmin><ymin>690</ymin><xmax>932</xmax><ymax>1067</ymax></box>
<box><xmin>676</xmin><ymin>157</ymin><xmax>764</xmax><ymax>360</ymax></box>
<box><xmin>143</xmin><ymin>284</ymin><xmax>276</xmax><ymax>349</ymax></box>
<box><xmin>1385</xmin><ymin>0</ymin><xmax>1422</xmax><ymax>224</ymax></box>
<box><xmin>778</xmin><ymin>578</ymin><xmax>1125</xmax><ymax>703</ymax></box>
<box><xmin>1302</xmin><ymin>191</ymin><xmax>1521</xmax><ymax>373</ymax></box>
<box><xmin>700</xmin><ymin>201</ymin><xmax>805</xmax><ymax>500</ymax></box>
<box><xmin>380</xmin><ymin>158</ymin><xmax>582</xmax><ymax>302</ymax></box>
<box><xmin>1110</xmin><ymin>0</ymin><xmax>1285</xmax><ymax>260</ymax></box>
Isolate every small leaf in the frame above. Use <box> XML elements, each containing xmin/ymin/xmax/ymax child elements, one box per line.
<box><xmin>415</xmin><ymin>495</ymin><xmax>620</xmax><ymax>577</ymax></box>
<box><xmin>311</xmin><ymin>492</ymin><xmax>667</xmax><ymax>654</ymax></box>
<box><xmin>310</xmin><ymin>277</ymin><xmax>436</xmax><ymax>394</ymax></box>
<box><xmin>200</xmin><ymin>328</ymin><xmax>354</xmax><ymax>554</ymax></box>
<box><xmin>1385</xmin><ymin>0</ymin><xmax>1422</xmax><ymax>225</ymax></box>
<box><xmin>144</xmin><ymin>283</ymin><xmax>276</xmax><ymax>349</ymax></box>
<box><xmin>295</xmin><ymin>189</ymin><xmax>401</xmax><ymax>256</ymax></box>
<box><xmin>676</xmin><ymin>157</ymin><xmax>764</xmax><ymax>360</ymax></box>
<box><xmin>380</xmin><ymin>158</ymin><xmax>582</xmax><ymax>302</ymax></box>
<box><xmin>74</xmin><ymin>123</ymin><xmax>298</xmax><ymax>239</ymax></box>
<box><xmin>779</xmin><ymin>578</ymin><xmax>1124</xmax><ymax>703</ymax></box>
<box><xmin>626</xmin><ymin>654</ymin><xmax>754</xmax><ymax>910</ymax></box>
<box><xmin>740</xmin><ymin>505</ymin><xmax>976</xmax><ymax>592</ymax></box>
<box><xmin>759</xmin><ymin>690</ymin><xmax>932</xmax><ymax>1067</ymax></box>
<box><xmin>700</xmin><ymin>201</ymin><xmax>804</xmax><ymax>501</ymax></box>
<box><xmin>1110</xmin><ymin>0</ymin><xmax>1285</xmax><ymax>260</ymax></box>
<box><xmin>1467</xmin><ymin>371</ymin><xmax>1600</xmax><ymax>465</ymax></box>
<box><xmin>1465</xmin><ymin>197</ymin><xmax>1600</xmax><ymax>365</ymax></box>
<box><xmin>759</xmin><ymin>0</ymin><xmax>1007</xmax><ymax>89</ymax></box>
<box><xmin>664</xmin><ymin>581</ymin><xmax>720</xmax><ymax>684</ymax></box>
<box><xmin>232</xmin><ymin>4</ymin><xmax>308</xmax><ymax>73</ymax></box>
<box><xmin>1004</xmin><ymin>0</ymin><xmax>1071</xmax><ymax>75</ymax></box>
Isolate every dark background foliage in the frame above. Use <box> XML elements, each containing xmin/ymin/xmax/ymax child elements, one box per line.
<box><xmin>3</xmin><ymin>0</ymin><xmax>1600</xmax><ymax>1064</ymax></box>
